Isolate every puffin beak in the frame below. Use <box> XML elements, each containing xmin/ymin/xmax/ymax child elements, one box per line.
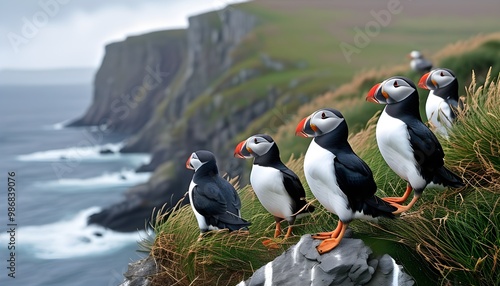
<box><xmin>418</xmin><ymin>72</ymin><xmax>431</xmax><ymax>89</ymax></box>
<box><xmin>406</xmin><ymin>53</ymin><xmax>412</xmax><ymax>59</ymax></box>
<box><xmin>234</xmin><ymin>140</ymin><xmax>252</xmax><ymax>158</ymax></box>
<box><xmin>366</xmin><ymin>83</ymin><xmax>381</xmax><ymax>103</ymax></box>
<box><xmin>296</xmin><ymin>115</ymin><xmax>316</xmax><ymax>137</ymax></box>
<box><xmin>186</xmin><ymin>156</ymin><xmax>194</xmax><ymax>170</ymax></box>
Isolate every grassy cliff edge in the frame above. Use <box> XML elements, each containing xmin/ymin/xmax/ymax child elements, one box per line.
<box><xmin>145</xmin><ymin>34</ymin><xmax>500</xmax><ymax>285</ymax></box>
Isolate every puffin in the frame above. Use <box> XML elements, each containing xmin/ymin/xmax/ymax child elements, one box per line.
<box><xmin>418</xmin><ymin>68</ymin><xmax>463</xmax><ymax>137</ymax></box>
<box><xmin>295</xmin><ymin>108</ymin><xmax>397</xmax><ymax>254</ymax></box>
<box><xmin>234</xmin><ymin>134</ymin><xmax>315</xmax><ymax>244</ymax></box>
<box><xmin>408</xmin><ymin>50</ymin><xmax>432</xmax><ymax>73</ymax></box>
<box><xmin>366</xmin><ymin>76</ymin><xmax>464</xmax><ymax>213</ymax></box>
<box><xmin>186</xmin><ymin>150</ymin><xmax>250</xmax><ymax>238</ymax></box>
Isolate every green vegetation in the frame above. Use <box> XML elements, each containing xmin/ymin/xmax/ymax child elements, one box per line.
<box><xmin>148</xmin><ymin>40</ymin><xmax>500</xmax><ymax>285</ymax></box>
<box><xmin>440</xmin><ymin>40</ymin><xmax>500</xmax><ymax>86</ymax></box>
<box><xmin>144</xmin><ymin>2</ymin><xmax>500</xmax><ymax>284</ymax></box>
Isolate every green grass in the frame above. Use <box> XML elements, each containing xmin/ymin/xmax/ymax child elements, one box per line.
<box><xmin>173</xmin><ymin>1</ymin><xmax>500</xmax><ymax>184</ymax></box>
<box><xmin>353</xmin><ymin>70</ymin><xmax>500</xmax><ymax>285</ymax></box>
<box><xmin>150</xmin><ymin>165</ymin><xmax>340</xmax><ymax>285</ymax></box>
<box><xmin>142</xmin><ymin>2</ymin><xmax>500</xmax><ymax>283</ymax></box>
<box><xmin>149</xmin><ymin>50</ymin><xmax>500</xmax><ymax>286</ymax></box>
<box><xmin>440</xmin><ymin>40</ymin><xmax>500</xmax><ymax>86</ymax></box>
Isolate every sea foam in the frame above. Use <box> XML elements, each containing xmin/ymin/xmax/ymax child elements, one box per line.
<box><xmin>33</xmin><ymin>169</ymin><xmax>151</xmax><ymax>191</ymax></box>
<box><xmin>0</xmin><ymin>207</ymin><xmax>148</xmax><ymax>259</ymax></box>
<box><xmin>16</xmin><ymin>142</ymin><xmax>151</xmax><ymax>165</ymax></box>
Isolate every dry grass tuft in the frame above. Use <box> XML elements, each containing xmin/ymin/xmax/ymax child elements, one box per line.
<box><xmin>433</xmin><ymin>32</ymin><xmax>500</xmax><ymax>62</ymax></box>
<box><xmin>445</xmin><ymin>68</ymin><xmax>500</xmax><ymax>188</ymax></box>
<box><xmin>147</xmin><ymin>33</ymin><xmax>500</xmax><ymax>285</ymax></box>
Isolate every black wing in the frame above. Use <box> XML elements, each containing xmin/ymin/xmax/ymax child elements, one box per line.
<box><xmin>406</xmin><ymin>120</ymin><xmax>445</xmax><ymax>178</ymax></box>
<box><xmin>334</xmin><ymin>152</ymin><xmax>377</xmax><ymax>202</ymax></box>
<box><xmin>192</xmin><ymin>183</ymin><xmax>227</xmax><ymax>216</ymax></box>
<box><xmin>194</xmin><ymin>179</ymin><xmax>251</xmax><ymax>231</ymax></box>
<box><xmin>215</xmin><ymin>176</ymin><xmax>242</xmax><ymax>215</ymax></box>
<box><xmin>280</xmin><ymin>167</ymin><xmax>308</xmax><ymax>211</ymax></box>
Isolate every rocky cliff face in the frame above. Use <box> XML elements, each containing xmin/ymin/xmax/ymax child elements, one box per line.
<box><xmin>88</xmin><ymin>7</ymin><xmax>259</xmax><ymax>231</ymax></box>
<box><xmin>69</xmin><ymin>29</ymin><xmax>187</xmax><ymax>135</ymax></box>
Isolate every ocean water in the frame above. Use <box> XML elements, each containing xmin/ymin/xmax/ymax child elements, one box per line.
<box><xmin>0</xmin><ymin>85</ymin><xmax>152</xmax><ymax>286</ymax></box>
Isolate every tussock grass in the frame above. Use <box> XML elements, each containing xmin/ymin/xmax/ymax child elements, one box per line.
<box><xmin>444</xmin><ymin>69</ymin><xmax>500</xmax><ymax>186</ymax></box>
<box><xmin>356</xmin><ymin>70</ymin><xmax>500</xmax><ymax>285</ymax></box>
<box><xmin>152</xmin><ymin>71</ymin><xmax>500</xmax><ymax>285</ymax></box>
<box><xmin>150</xmin><ymin>166</ymin><xmax>341</xmax><ymax>285</ymax></box>
<box><xmin>148</xmin><ymin>34</ymin><xmax>500</xmax><ymax>285</ymax></box>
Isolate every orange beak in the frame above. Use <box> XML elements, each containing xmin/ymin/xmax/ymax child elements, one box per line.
<box><xmin>186</xmin><ymin>156</ymin><xmax>193</xmax><ymax>170</ymax></box>
<box><xmin>234</xmin><ymin>140</ymin><xmax>246</xmax><ymax>158</ymax></box>
<box><xmin>366</xmin><ymin>83</ymin><xmax>381</xmax><ymax>103</ymax></box>
<box><xmin>234</xmin><ymin>140</ymin><xmax>253</xmax><ymax>158</ymax></box>
<box><xmin>418</xmin><ymin>72</ymin><xmax>430</xmax><ymax>90</ymax></box>
<box><xmin>295</xmin><ymin>116</ymin><xmax>309</xmax><ymax>137</ymax></box>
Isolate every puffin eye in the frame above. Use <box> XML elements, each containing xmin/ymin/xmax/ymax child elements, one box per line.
<box><xmin>440</xmin><ymin>71</ymin><xmax>445</xmax><ymax>77</ymax></box>
<box><xmin>321</xmin><ymin>112</ymin><xmax>326</xmax><ymax>119</ymax></box>
<box><xmin>393</xmin><ymin>81</ymin><xmax>399</xmax><ymax>88</ymax></box>
<box><xmin>254</xmin><ymin>138</ymin><xmax>258</xmax><ymax>144</ymax></box>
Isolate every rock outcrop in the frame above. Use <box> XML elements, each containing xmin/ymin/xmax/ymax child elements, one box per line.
<box><xmin>119</xmin><ymin>233</ymin><xmax>414</xmax><ymax>286</ymax></box>
<box><xmin>119</xmin><ymin>256</ymin><xmax>156</xmax><ymax>286</ymax></box>
<box><xmin>240</xmin><ymin>234</ymin><xmax>414</xmax><ymax>286</ymax></box>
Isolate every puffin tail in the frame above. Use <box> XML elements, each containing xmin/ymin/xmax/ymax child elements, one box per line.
<box><xmin>358</xmin><ymin>196</ymin><xmax>398</xmax><ymax>219</ymax></box>
<box><xmin>209</xmin><ymin>212</ymin><xmax>251</xmax><ymax>232</ymax></box>
<box><xmin>432</xmin><ymin>166</ymin><xmax>464</xmax><ymax>188</ymax></box>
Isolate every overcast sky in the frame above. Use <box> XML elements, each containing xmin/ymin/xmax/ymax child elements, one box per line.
<box><xmin>0</xmin><ymin>0</ymin><xmax>246</xmax><ymax>70</ymax></box>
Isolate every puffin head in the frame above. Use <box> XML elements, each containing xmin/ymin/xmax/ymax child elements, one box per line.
<box><xmin>295</xmin><ymin>108</ymin><xmax>345</xmax><ymax>138</ymax></box>
<box><xmin>408</xmin><ymin>50</ymin><xmax>422</xmax><ymax>59</ymax></box>
<box><xmin>418</xmin><ymin>68</ymin><xmax>456</xmax><ymax>90</ymax></box>
<box><xmin>186</xmin><ymin>150</ymin><xmax>216</xmax><ymax>172</ymax></box>
<box><xmin>234</xmin><ymin>134</ymin><xmax>275</xmax><ymax>159</ymax></box>
<box><xmin>366</xmin><ymin>76</ymin><xmax>417</xmax><ymax>105</ymax></box>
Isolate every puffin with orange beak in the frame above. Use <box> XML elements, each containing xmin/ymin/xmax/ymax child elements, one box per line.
<box><xmin>366</xmin><ymin>76</ymin><xmax>464</xmax><ymax>213</ymax></box>
<box><xmin>186</xmin><ymin>150</ymin><xmax>250</xmax><ymax>238</ymax></box>
<box><xmin>418</xmin><ymin>68</ymin><xmax>463</xmax><ymax>137</ymax></box>
<box><xmin>296</xmin><ymin>108</ymin><xmax>397</xmax><ymax>254</ymax></box>
<box><xmin>234</xmin><ymin>134</ymin><xmax>314</xmax><ymax>245</ymax></box>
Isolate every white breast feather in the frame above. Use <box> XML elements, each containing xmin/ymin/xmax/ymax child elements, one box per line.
<box><xmin>426</xmin><ymin>91</ymin><xmax>452</xmax><ymax>137</ymax></box>
<box><xmin>376</xmin><ymin>111</ymin><xmax>427</xmax><ymax>190</ymax></box>
<box><xmin>303</xmin><ymin>140</ymin><xmax>353</xmax><ymax>222</ymax></box>
<box><xmin>188</xmin><ymin>180</ymin><xmax>210</xmax><ymax>231</ymax></box>
<box><xmin>250</xmin><ymin>165</ymin><xmax>294</xmax><ymax>221</ymax></box>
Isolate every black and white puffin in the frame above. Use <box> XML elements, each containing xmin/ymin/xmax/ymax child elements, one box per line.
<box><xmin>366</xmin><ymin>76</ymin><xmax>464</xmax><ymax>213</ymax></box>
<box><xmin>295</xmin><ymin>108</ymin><xmax>397</xmax><ymax>254</ymax></box>
<box><xmin>418</xmin><ymin>68</ymin><xmax>463</xmax><ymax>137</ymax></box>
<box><xmin>234</xmin><ymin>134</ymin><xmax>315</xmax><ymax>244</ymax></box>
<box><xmin>186</xmin><ymin>150</ymin><xmax>250</xmax><ymax>238</ymax></box>
<box><xmin>408</xmin><ymin>50</ymin><xmax>432</xmax><ymax>73</ymax></box>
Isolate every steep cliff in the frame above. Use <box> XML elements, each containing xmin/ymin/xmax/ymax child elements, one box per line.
<box><xmin>69</xmin><ymin>29</ymin><xmax>187</xmax><ymax>135</ymax></box>
<box><xmin>88</xmin><ymin>7</ymin><xmax>259</xmax><ymax>231</ymax></box>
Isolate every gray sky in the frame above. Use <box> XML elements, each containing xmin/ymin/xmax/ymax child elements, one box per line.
<box><xmin>0</xmin><ymin>0</ymin><xmax>246</xmax><ymax>70</ymax></box>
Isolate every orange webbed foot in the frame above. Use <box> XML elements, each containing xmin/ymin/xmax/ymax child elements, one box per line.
<box><xmin>262</xmin><ymin>238</ymin><xmax>280</xmax><ymax>249</ymax></box>
<box><xmin>312</xmin><ymin>221</ymin><xmax>347</xmax><ymax>254</ymax></box>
